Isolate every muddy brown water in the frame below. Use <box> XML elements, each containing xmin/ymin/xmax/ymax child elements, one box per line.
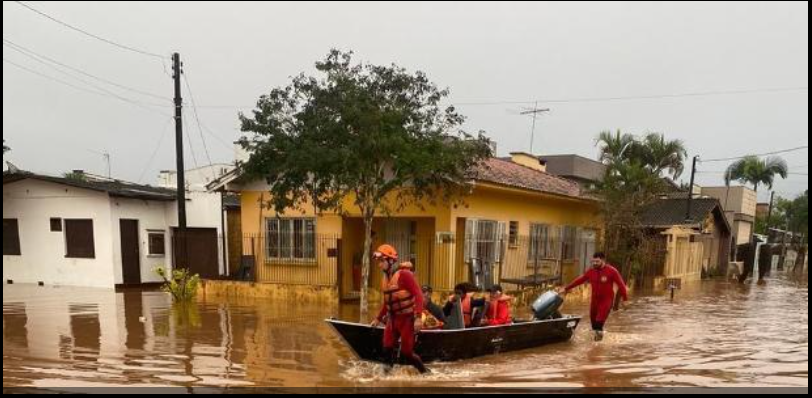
<box><xmin>3</xmin><ymin>273</ymin><xmax>808</xmax><ymax>390</ymax></box>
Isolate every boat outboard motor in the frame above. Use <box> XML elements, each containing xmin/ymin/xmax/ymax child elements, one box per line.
<box><xmin>531</xmin><ymin>291</ymin><xmax>564</xmax><ymax>320</ymax></box>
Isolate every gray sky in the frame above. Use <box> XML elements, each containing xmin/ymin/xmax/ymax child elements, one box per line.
<box><xmin>3</xmin><ymin>1</ymin><xmax>808</xmax><ymax>201</ymax></box>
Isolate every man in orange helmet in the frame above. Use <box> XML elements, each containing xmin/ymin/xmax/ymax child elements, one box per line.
<box><xmin>370</xmin><ymin>244</ymin><xmax>429</xmax><ymax>374</ymax></box>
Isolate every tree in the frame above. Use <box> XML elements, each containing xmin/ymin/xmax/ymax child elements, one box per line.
<box><xmin>636</xmin><ymin>133</ymin><xmax>688</xmax><ymax>180</ymax></box>
<box><xmin>239</xmin><ymin>50</ymin><xmax>493</xmax><ymax>319</ymax></box>
<box><xmin>593</xmin><ymin>131</ymin><xmax>687</xmax><ymax>282</ymax></box>
<box><xmin>725</xmin><ymin>156</ymin><xmax>789</xmax><ymax>192</ymax></box>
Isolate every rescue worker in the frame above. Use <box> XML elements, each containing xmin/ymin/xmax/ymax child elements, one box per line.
<box><xmin>559</xmin><ymin>252</ymin><xmax>628</xmax><ymax>342</ymax></box>
<box><xmin>369</xmin><ymin>245</ymin><xmax>429</xmax><ymax>374</ymax></box>
<box><xmin>443</xmin><ymin>283</ymin><xmax>486</xmax><ymax>328</ymax></box>
<box><xmin>483</xmin><ymin>285</ymin><xmax>513</xmax><ymax>326</ymax></box>
<box><xmin>421</xmin><ymin>285</ymin><xmax>446</xmax><ymax>330</ymax></box>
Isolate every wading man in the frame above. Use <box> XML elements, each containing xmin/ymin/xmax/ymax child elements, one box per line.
<box><xmin>560</xmin><ymin>252</ymin><xmax>628</xmax><ymax>341</ymax></box>
<box><xmin>370</xmin><ymin>244</ymin><xmax>429</xmax><ymax>374</ymax></box>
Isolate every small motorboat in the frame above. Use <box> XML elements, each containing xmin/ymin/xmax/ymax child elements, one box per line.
<box><xmin>327</xmin><ymin>292</ymin><xmax>581</xmax><ymax>364</ymax></box>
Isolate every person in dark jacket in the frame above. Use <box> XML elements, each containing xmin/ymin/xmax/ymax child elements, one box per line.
<box><xmin>443</xmin><ymin>283</ymin><xmax>487</xmax><ymax>328</ymax></box>
<box><xmin>421</xmin><ymin>285</ymin><xmax>446</xmax><ymax>330</ymax></box>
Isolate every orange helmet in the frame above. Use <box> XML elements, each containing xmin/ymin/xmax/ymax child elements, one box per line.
<box><xmin>373</xmin><ymin>244</ymin><xmax>398</xmax><ymax>261</ymax></box>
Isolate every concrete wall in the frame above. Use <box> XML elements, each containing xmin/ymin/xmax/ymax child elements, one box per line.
<box><xmin>3</xmin><ymin>179</ymin><xmax>117</xmax><ymax>289</ymax></box>
<box><xmin>4</xmin><ymin>178</ymin><xmax>227</xmax><ymax>288</ymax></box>
<box><xmin>110</xmin><ymin>197</ymin><xmax>173</xmax><ymax>285</ymax></box>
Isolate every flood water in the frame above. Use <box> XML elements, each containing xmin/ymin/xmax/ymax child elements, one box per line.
<box><xmin>3</xmin><ymin>272</ymin><xmax>808</xmax><ymax>390</ymax></box>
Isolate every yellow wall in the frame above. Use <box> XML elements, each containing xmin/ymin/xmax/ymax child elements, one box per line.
<box><xmin>239</xmin><ymin>182</ymin><xmax>601</xmax><ymax>291</ymax></box>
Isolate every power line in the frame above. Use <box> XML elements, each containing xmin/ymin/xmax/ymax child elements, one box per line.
<box><xmin>137</xmin><ymin>117</ymin><xmax>174</xmax><ymax>183</ymax></box>
<box><xmin>451</xmin><ymin>87</ymin><xmax>809</xmax><ymax>107</ymax></box>
<box><xmin>12</xmin><ymin>1</ymin><xmax>167</xmax><ymax>60</ymax></box>
<box><xmin>182</xmin><ymin>72</ymin><xmax>216</xmax><ymax>177</ymax></box>
<box><xmin>188</xmin><ymin>86</ymin><xmax>809</xmax><ymax>111</ymax></box>
<box><xmin>700</xmin><ymin>146</ymin><xmax>809</xmax><ymax>163</ymax></box>
<box><xmin>3</xmin><ymin>38</ymin><xmax>171</xmax><ymax>101</ymax></box>
<box><xmin>3</xmin><ymin>57</ymin><xmax>170</xmax><ymax>117</ymax></box>
<box><xmin>697</xmin><ymin>171</ymin><xmax>808</xmax><ymax>177</ymax></box>
<box><xmin>181</xmin><ymin>111</ymin><xmax>200</xmax><ymax>170</ymax></box>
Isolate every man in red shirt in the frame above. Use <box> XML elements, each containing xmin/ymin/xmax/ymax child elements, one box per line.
<box><xmin>560</xmin><ymin>252</ymin><xmax>628</xmax><ymax>341</ymax></box>
<box><xmin>370</xmin><ymin>245</ymin><xmax>428</xmax><ymax>374</ymax></box>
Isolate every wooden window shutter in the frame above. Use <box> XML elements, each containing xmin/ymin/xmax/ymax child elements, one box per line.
<box><xmin>65</xmin><ymin>219</ymin><xmax>95</xmax><ymax>259</ymax></box>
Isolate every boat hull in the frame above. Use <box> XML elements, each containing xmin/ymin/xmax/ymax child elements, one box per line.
<box><xmin>327</xmin><ymin>316</ymin><xmax>581</xmax><ymax>364</ymax></box>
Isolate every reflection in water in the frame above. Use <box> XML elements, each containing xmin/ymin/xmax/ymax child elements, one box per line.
<box><xmin>2</xmin><ymin>273</ymin><xmax>808</xmax><ymax>389</ymax></box>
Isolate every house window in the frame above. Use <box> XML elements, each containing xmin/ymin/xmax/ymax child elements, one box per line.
<box><xmin>148</xmin><ymin>232</ymin><xmax>166</xmax><ymax>256</ymax></box>
<box><xmin>529</xmin><ymin>223</ymin><xmax>556</xmax><ymax>264</ymax></box>
<box><xmin>65</xmin><ymin>219</ymin><xmax>95</xmax><ymax>259</ymax></box>
<box><xmin>50</xmin><ymin>218</ymin><xmax>63</xmax><ymax>232</ymax></box>
<box><xmin>508</xmin><ymin>221</ymin><xmax>519</xmax><ymax>247</ymax></box>
<box><xmin>265</xmin><ymin>218</ymin><xmax>316</xmax><ymax>260</ymax></box>
<box><xmin>464</xmin><ymin>219</ymin><xmax>505</xmax><ymax>265</ymax></box>
<box><xmin>561</xmin><ymin>226</ymin><xmax>578</xmax><ymax>261</ymax></box>
<box><xmin>3</xmin><ymin>219</ymin><xmax>21</xmax><ymax>256</ymax></box>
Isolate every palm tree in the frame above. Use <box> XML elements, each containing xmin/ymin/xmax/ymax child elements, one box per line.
<box><xmin>596</xmin><ymin>130</ymin><xmax>636</xmax><ymax>166</ymax></box>
<box><xmin>637</xmin><ymin>133</ymin><xmax>688</xmax><ymax>180</ymax></box>
<box><xmin>725</xmin><ymin>156</ymin><xmax>789</xmax><ymax>192</ymax></box>
<box><xmin>596</xmin><ymin>131</ymin><xmax>687</xmax><ymax>180</ymax></box>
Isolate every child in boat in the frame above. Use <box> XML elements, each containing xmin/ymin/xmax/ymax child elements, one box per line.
<box><xmin>443</xmin><ymin>283</ymin><xmax>487</xmax><ymax>328</ymax></box>
<box><xmin>483</xmin><ymin>285</ymin><xmax>513</xmax><ymax>326</ymax></box>
<box><xmin>420</xmin><ymin>285</ymin><xmax>446</xmax><ymax>330</ymax></box>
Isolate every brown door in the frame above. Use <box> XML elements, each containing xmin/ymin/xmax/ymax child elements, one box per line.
<box><xmin>173</xmin><ymin>228</ymin><xmax>219</xmax><ymax>280</ymax></box>
<box><xmin>120</xmin><ymin>220</ymin><xmax>142</xmax><ymax>285</ymax></box>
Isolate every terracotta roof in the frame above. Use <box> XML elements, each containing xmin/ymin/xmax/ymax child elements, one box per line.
<box><xmin>472</xmin><ymin>158</ymin><xmax>584</xmax><ymax>199</ymax></box>
<box><xmin>3</xmin><ymin>171</ymin><xmax>177</xmax><ymax>202</ymax></box>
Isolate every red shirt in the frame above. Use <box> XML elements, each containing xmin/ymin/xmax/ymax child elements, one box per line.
<box><xmin>377</xmin><ymin>270</ymin><xmax>424</xmax><ymax>322</ymax></box>
<box><xmin>565</xmin><ymin>264</ymin><xmax>628</xmax><ymax>323</ymax></box>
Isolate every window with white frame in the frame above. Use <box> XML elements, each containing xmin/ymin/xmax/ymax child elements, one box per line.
<box><xmin>148</xmin><ymin>231</ymin><xmax>166</xmax><ymax>256</ymax></box>
<box><xmin>561</xmin><ymin>226</ymin><xmax>579</xmax><ymax>261</ymax></box>
<box><xmin>464</xmin><ymin>219</ymin><xmax>505</xmax><ymax>265</ymax></box>
<box><xmin>529</xmin><ymin>223</ymin><xmax>557</xmax><ymax>264</ymax></box>
<box><xmin>265</xmin><ymin>218</ymin><xmax>316</xmax><ymax>260</ymax></box>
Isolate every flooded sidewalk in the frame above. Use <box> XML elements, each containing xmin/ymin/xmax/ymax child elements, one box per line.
<box><xmin>3</xmin><ymin>273</ymin><xmax>808</xmax><ymax>390</ymax></box>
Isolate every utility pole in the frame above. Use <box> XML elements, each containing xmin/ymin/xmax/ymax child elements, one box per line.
<box><xmin>520</xmin><ymin>103</ymin><xmax>550</xmax><ymax>154</ymax></box>
<box><xmin>686</xmin><ymin>155</ymin><xmax>700</xmax><ymax>222</ymax></box>
<box><xmin>767</xmin><ymin>191</ymin><xmax>776</xmax><ymax>231</ymax></box>
<box><xmin>173</xmin><ymin>52</ymin><xmax>188</xmax><ymax>267</ymax></box>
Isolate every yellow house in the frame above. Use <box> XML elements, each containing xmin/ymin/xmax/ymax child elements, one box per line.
<box><xmin>212</xmin><ymin>153</ymin><xmax>602</xmax><ymax>300</ymax></box>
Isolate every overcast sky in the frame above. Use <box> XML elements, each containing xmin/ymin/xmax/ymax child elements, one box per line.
<box><xmin>3</xmin><ymin>1</ymin><xmax>808</xmax><ymax>201</ymax></box>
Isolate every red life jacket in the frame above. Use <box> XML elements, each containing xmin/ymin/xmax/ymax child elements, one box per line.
<box><xmin>486</xmin><ymin>295</ymin><xmax>513</xmax><ymax>326</ymax></box>
<box><xmin>382</xmin><ymin>270</ymin><xmax>415</xmax><ymax>316</ymax></box>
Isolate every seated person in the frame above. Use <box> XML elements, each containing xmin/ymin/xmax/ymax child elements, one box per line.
<box><xmin>483</xmin><ymin>285</ymin><xmax>513</xmax><ymax>326</ymax></box>
<box><xmin>420</xmin><ymin>285</ymin><xmax>446</xmax><ymax>330</ymax></box>
<box><xmin>443</xmin><ymin>283</ymin><xmax>486</xmax><ymax>328</ymax></box>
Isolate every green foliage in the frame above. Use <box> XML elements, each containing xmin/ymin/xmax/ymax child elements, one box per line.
<box><xmin>596</xmin><ymin>130</ymin><xmax>688</xmax><ymax>181</ymax></box>
<box><xmin>755</xmin><ymin>191</ymin><xmax>808</xmax><ymax>237</ymax></box>
<box><xmin>724</xmin><ymin>155</ymin><xmax>789</xmax><ymax>192</ymax></box>
<box><xmin>62</xmin><ymin>172</ymin><xmax>88</xmax><ymax>181</ymax></box>
<box><xmin>239</xmin><ymin>50</ymin><xmax>493</xmax><ymax>318</ymax></box>
<box><xmin>592</xmin><ymin>130</ymin><xmax>688</xmax><ymax>280</ymax></box>
<box><xmin>155</xmin><ymin>267</ymin><xmax>200</xmax><ymax>302</ymax></box>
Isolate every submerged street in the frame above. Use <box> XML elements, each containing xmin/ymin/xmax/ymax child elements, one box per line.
<box><xmin>3</xmin><ymin>272</ymin><xmax>807</xmax><ymax>390</ymax></box>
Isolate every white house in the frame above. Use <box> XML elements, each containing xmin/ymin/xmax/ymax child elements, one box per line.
<box><xmin>3</xmin><ymin>170</ymin><xmax>229</xmax><ymax>289</ymax></box>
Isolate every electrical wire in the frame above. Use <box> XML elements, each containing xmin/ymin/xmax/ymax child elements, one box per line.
<box><xmin>13</xmin><ymin>1</ymin><xmax>167</xmax><ymax>60</ymax></box>
<box><xmin>3</xmin><ymin>38</ymin><xmax>170</xmax><ymax>101</ymax></box>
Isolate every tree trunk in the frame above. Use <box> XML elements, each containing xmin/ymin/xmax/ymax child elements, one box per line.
<box><xmin>359</xmin><ymin>212</ymin><xmax>375</xmax><ymax>323</ymax></box>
